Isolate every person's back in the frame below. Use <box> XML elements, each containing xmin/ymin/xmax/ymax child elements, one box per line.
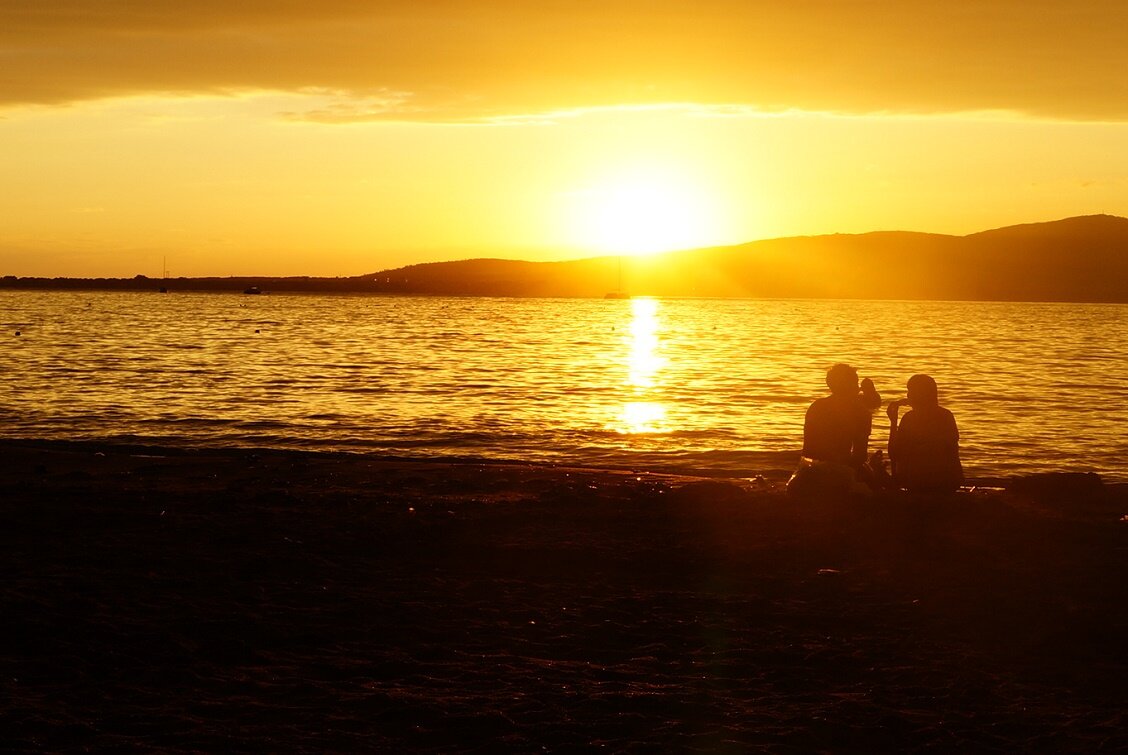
<box><xmin>790</xmin><ymin>363</ymin><xmax>875</xmax><ymax>497</ymax></box>
<box><xmin>887</xmin><ymin>374</ymin><xmax>963</xmax><ymax>493</ymax></box>
<box><xmin>803</xmin><ymin>393</ymin><xmax>871</xmax><ymax>466</ymax></box>
<box><xmin>801</xmin><ymin>363</ymin><xmax>872</xmax><ymax>468</ymax></box>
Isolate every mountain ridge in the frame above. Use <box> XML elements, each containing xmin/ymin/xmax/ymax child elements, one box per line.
<box><xmin>358</xmin><ymin>214</ymin><xmax>1128</xmax><ymax>302</ymax></box>
<box><xmin>4</xmin><ymin>215</ymin><xmax>1127</xmax><ymax>302</ymax></box>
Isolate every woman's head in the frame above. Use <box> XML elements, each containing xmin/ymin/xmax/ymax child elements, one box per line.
<box><xmin>906</xmin><ymin>374</ymin><xmax>939</xmax><ymax>407</ymax></box>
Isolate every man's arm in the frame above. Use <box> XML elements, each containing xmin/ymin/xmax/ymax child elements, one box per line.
<box><xmin>800</xmin><ymin>404</ymin><xmax>815</xmax><ymax>458</ymax></box>
<box><xmin>886</xmin><ymin>401</ymin><xmax>903</xmax><ymax>465</ymax></box>
<box><xmin>850</xmin><ymin>437</ymin><xmax>869</xmax><ymax>469</ymax></box>
<box><xmin>850</xmin><ymin>407</ymin><xmax>873</xmax><ymax>469</ymax></box>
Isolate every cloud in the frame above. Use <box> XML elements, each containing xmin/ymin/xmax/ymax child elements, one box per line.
<box><xmin>2</xmin><ymin>1</ymin><xmax>1127</xmax><ymax>121</ymax></box>
<box><xmin>277</xmin><ymin>89</ymin><xmax>422</xmax><ymax>124</ymax></box>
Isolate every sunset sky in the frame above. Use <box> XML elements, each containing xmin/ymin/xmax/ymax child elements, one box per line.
<box><xmin>2</xmin><ymin>1</ymin><xmax>1127</xmax><ymax>277</ymax></box>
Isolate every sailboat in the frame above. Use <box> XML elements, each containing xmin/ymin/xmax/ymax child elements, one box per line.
<box><xmin>603</xmin><ymin>255</ymin><xmax>629</xmax><ymax>299</ymax></box>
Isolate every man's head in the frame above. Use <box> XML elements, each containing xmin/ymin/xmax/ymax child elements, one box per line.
<box><xmin>907</xmin><ymin>374</ymin><xmax>939</xmax><ymax>407</ymax></box>
<box><xmin>825</xmin><ymin>363</ymin><xmax>859</xmax><ymax>397</ymax></box>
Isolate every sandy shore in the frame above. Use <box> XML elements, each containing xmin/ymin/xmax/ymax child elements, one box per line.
<box><xmin>2</xmin><ymin>440</ymin><xmax>1127</xmax><ymax>752</ymax></box>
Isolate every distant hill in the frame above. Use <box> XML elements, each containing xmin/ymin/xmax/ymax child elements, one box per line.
<box><xmin>5</xmin><ymin>215</ymin><xmax>1128</xmax><ymax>302</ymax></box>
<box><xmin>359</xmin><ymin>215</ymin><xmax>1128</xmax><ymax>302</ymax></box>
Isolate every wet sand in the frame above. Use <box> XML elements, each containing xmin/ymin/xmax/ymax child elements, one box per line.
<box><xmin>2</xmin><ymin>441</ymin><xmax>1127</xmax><ymax>752</ymax></box>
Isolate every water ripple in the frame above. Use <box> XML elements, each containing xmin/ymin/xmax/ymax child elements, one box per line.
<box><xmin>2</xmin><ymin>291</ymin><xmax>1127</xmax><ymax>481</ymax></box>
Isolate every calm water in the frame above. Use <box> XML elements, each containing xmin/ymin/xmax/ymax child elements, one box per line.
<box><xmin>3</xmin><ymin>290</ymin><xmax>1128</xmax><ymax>482</ymax></box>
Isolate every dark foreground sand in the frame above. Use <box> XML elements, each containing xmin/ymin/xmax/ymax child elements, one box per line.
<box><xmin>2</xmin><ymin>441</ymin><xmax>1127</xmax><ymax>753</ymax></box>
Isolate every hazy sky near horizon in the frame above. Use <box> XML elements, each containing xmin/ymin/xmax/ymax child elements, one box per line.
<box><xmin>2</xmin><ymin>1</ymin><xmax>1127</xmax><ymax>277</ymax></box>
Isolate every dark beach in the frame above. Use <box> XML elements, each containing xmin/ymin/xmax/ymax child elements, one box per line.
<box><xmin>2</xmin><ymin>441</ymin><xmax>1126</xmax><ymax>752</ymax></box>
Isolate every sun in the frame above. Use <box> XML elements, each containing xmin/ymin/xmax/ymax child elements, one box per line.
<box><xmin>565</xmin><ymin>167</ymin><xmax>724</xmax><ymax>255</ymax></box>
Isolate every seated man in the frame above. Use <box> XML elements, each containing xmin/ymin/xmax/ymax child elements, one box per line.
<box><xmin>887</xmin><ymin>374</ymin><xmax>964</xmax><ymax>493</ymax></box>
<box><xmin>788</xmin><ymin>363</ymin><xmax>875</xmax><ymax>496</ymax></box>
<box><xmin>803</xmin><ymin>363</ymin><xmax>873</xmax><ymax>468</ymax></box>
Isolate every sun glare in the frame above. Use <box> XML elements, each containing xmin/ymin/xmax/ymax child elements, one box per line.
<box><xmin>609</xmin><ymin>297</ymin><xmax>669</xmax><ymax>435</ymax></box>
<box><xmin>567</xmin><ymin>168</ymin><xmax>722</xmax><ymax>255</ymax></box>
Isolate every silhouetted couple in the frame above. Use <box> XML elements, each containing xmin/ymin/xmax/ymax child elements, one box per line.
<box><xmin>788</xmin><ymin>363</ymin><xmax>963</xmax><ymax>496</ymax></box>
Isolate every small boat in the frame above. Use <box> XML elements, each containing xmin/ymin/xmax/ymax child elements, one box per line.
<box><xmin>603</xmin><ymin>256</ymin><xmax>629</xmax><ymax>299</ymax></box>
<box><xmin>243</xmin><ymin>286</ymin><xmax>262</xmax><ymax>295</ymax></box>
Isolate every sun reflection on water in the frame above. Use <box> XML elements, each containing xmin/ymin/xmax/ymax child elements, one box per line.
<box><xmin>619</xmin><ymin>400</ymin><xmax>667</xmax><ymax>434</ymax></box>
<box><xmin>612</xmin><ymin>297</ymin><xmax>669</xmax><ymax>434</ymax></box>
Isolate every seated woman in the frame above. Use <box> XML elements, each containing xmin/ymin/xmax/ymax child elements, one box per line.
<box><xmin>886</xmin><ymin>374</ymin><xmax>964</xmax><ymax>493</ymax></box>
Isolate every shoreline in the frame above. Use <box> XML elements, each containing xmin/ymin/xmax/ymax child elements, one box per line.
<box><xmin>3</xmin><ymin>440</ymin><xmax>1127</xmax><ymax>751</ymax></box>
<box><xmin>2</xmin><ymin>435</ymin><xmax>1120</xmax><ymax>490</ymax></box>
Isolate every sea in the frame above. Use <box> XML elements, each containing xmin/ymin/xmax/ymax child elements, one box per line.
<box><xmin>3</xmin><ymin>290</ymin><xmax>1127</xmax><ymax>482</ymax></box>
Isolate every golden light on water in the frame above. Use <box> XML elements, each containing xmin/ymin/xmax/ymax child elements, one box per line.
<box><xmin>619</xmin><ymin>401</ymin><xmax>668</xmax><ymax>434</ymax></box>
<box><xmin>626</xmin><ymin>297</ymin><xmax>664</xmax><ymax>388</ymax></box>
<box><xmin>612</xmin><ymin>297</ymin><xmax>669</xmax><ymax>434</ymax></box>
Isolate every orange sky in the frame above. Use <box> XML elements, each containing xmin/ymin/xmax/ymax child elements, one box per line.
<box><xmin>2</xmin><ymin>1</ymin><xmax>1127</xmax><ymax>277</ymax></box>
